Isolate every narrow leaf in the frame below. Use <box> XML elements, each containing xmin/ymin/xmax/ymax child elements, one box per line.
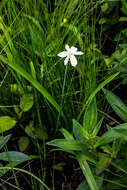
<box><xmin>83</xmin><ymin>98</ymin><xmax>97</xmax><ymax>134</ymax></box>
<box><xmin>76</xmin><ymin>153</ymin><xmax>98</xmax><ymax>190</ymax></box>
<box><xmin>103</xmin><ymin>88</ymin><xmax>127</xmax><ymax>122</ymax></box>
<box><xmin>95</xmin><ymin>123</ymin><xmax>127</xmax><ymax>147</ymax></box>
<box><xmin>47</xmin><ymin>139</ymin><xmax>85</xmax><ymax>151</ymax></box>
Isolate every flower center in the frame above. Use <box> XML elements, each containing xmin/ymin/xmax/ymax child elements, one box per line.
<box><xmin>68</xmin><ymin>52</ymin><xmax>73</xmax><ymax>56</ymax></box>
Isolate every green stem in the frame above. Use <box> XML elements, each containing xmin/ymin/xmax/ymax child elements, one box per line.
<box><xmin>56</xmin><ymin>65</ymin><xmax>68</xmax><ymax>132</ymax></box>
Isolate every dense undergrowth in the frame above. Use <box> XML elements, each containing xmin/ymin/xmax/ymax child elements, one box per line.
<box><xmin>1</xmin><ymin>0</ymin><xmax>127</xmax><ymax>189</ymax></box>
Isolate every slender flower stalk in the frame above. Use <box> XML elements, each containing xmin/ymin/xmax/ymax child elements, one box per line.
<box><xmin>56</xmin><ymin>64</ymin><xmax>68</xmax><ymax>132</ymax></box>
<box><xmin>56</xmin><ymin>45</ymin><xmax>83</xmax><ymax>132</ymax></box>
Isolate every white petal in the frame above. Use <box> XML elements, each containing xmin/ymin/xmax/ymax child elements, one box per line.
<box><xmin>74</xmin><ymin>51</ymin><xmax>84</xmax><ymax>55</ymax></box>
<box><xmin>57</xmin><ymin>51</ymin><xmax>68</xmax><ymax>58</ymax></box>
<box><xmin>70</xmin><ymin>55</ymin><xmax>77</xmax><ymax>67</ymax></box>
<box><xmin>65</xmin><ymin>44</ymin><xmax>70</xmax><ymax>51</ymax></box>
<box><xmin>71</xmin><ymin>46</ymin><xmax>77</xmax><ymax>53</ymax></box>
<box><xmin>64</xmin><ymin>56</ymin><xmax>69</xmax><ymax>65</ymax></box>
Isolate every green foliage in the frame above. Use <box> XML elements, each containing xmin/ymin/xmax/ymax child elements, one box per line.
<box><xmin>20</xmin><ymin>94</ymin><xmax>34</xmax><ymax>112</ymax></box>
<box><xmin>121</xmin><ymin>0</ymin><xmax>127</xmax><ymax>16</ymax></box>
<box><xmin>76</xmin><ymin>154</ymin><xmax>98</xmax><ymax>190</ymax></box>
<box><xmin>103</xmin><ymin>88</ymin><xmax>127</xmax><ymax>122</ymax></box>
<box><xmin>52</xmin><ymin>162</ymin><xmax>66</xmax><ymax>171</ymax></box>
<box><xmin>83</xmin><ymin>99</ymin><xmax>97</xmax><ymax>134</ymax></box>
<box><xmin>96</xmin><ymin>153</ymin><xmax>112</xmax><ymax>175</ymax></box>
<box><xmin>18</xmin><ymin>136</ymin><xmax>30</xmax><ymax>152</ymax></box>
<box><xmin>0</xmin><ymin>116</ymin><xmax>17</xmax><ymax>133</ymax></box>
<box><xmin>0</xmin><ymin>134</ymin><xmax>31</xmax><ymax>179</ymax></box>
<box><xmin>0</xmin><ymin>134</ymin><xmax>11</xmax><ymax>149</ymax></box>
<box><xmin>76</xmin><ymin>179</ymin><xmax>103</xmax><ymax>190</ymax></box>
<box><xmin>0</xmin><ymin>151</ymin><xmax>30</xmax><ymax>162</ymax></box>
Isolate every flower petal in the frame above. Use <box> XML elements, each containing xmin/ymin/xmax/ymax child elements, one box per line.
<box><xmin>74</xmin><ymin>51</ymin><xmax>84</xmax><ymax>55</ymax></box>
<box><xmin>71</xmin><ymin>46</ymin><xmax>77</xmax><ymax>53</ymax></box>
<box><xmin>57</xmin><ymin>51</ymin><xmax>68</xmax><ymax>58</ymax></box>
<box><xmin>65</xmin><ymin>44</ymin><xmax>70</xmax><ymax>51</ymax></box>
<box><xmin>70</xmin><ymin>55</ymin><xmax>77</xmax><ymax>67</ymax></box>
<box><xmin>64</xmin><ymin>56</ymin><xmax>69</xmax><ymax>65</ymax></box>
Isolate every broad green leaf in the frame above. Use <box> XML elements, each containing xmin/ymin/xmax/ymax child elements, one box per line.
<box><xmin>0</xmin><ymin>116</ymin><xmax>17</xmax><ymax>133</ymax></box>
<box><xmin>83</xmin><ymin>98</ymin><xmax>97</xmax><ymax>134</ymax></box>
<box><xmin>20</xmin><ymin>94</ymin><xmax>34</xmax><ymax>112</ymax></box>
<box><xmin>103</xmin><ymin>88</ymin><xmax>127</xmax><ymax>122</ymax></box>
<box><xmin>76</xmin><ymin>154</ymin><xmax>98</xmax><ymax>190</ymax></box>
<box><xmin>18</xmin><ymin>136</ymin><xmax>30</xmax><ymax>152</ymax></box>
<box><xmin>96</xmin><ymin>153</ymin><xmax>112</xmax><ymax>175</ymax></box>
<box><xmin>0</xmin><ymin>134</ymin><xmax>11</xmax><ymax>150</ymax></box>
<box><xmin>0</xmin><ymin>151</ymin><xmax>30</xmax><ymax>162</ymax></box>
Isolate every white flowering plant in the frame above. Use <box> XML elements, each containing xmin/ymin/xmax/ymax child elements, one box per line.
<box><xmin>58</xmin><ymin>45</ymin><xmax>84</xmax><ymax>67</ymax></box>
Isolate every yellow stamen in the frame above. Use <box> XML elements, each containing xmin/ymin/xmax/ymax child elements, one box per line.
<box><xmin>68</xmin><ymin>52</ymin><xmax>72</xmax><ymax>55</ymax></box>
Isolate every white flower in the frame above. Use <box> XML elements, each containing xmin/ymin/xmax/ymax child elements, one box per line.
<box><xmin>57</xmin><ymin>45</ymin><xmax>84</xmax><ymax>67</ymax></box>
